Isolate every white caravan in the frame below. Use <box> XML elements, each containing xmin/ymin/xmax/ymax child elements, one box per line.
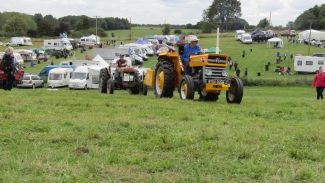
<box><xmin>48</xmin><ymin>68</ymin><xmax>73</xmax><ymax>88</ymax></box>
<box><xmin>236</xmin><ymin>30</ymin><xmax>246</xmax><ymax>41</ymax></box>
<box><xmin>44</xmin><ymin>39</ymin><xmax>73</xmax><ymax>51</ymax></box>
<box><xmin>8</xmin><ymin>37</ymin><xmax>33</xmax><ymax>46</ymax></box>
<box><xmin>80</xmin><ymin>34</ymin><xmax>100</xmax><ymax>46</ymax></box>
<box><xmin>69</xmin><ymin>66</ymin><xmax>101</xmax><ymax>90</ymax></box>
<box><xmin>294</xmin><ymin>55</ymin><xmax>325</xmax><ymax>73</ymax></box>
<box><xmin>241</xmin><ymin>33</ymin><xmax>253</xmax><ymax>44</ymax></box>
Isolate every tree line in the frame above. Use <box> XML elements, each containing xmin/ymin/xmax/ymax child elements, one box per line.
<box><xmin>294</xmin><ymin>4</ymin><xmax>325</xmax><ymax>30</ymax></box>
<box><xmin>0</xmin><ymin>12</ymin><xmax>131</xmax><ymax>38</ymax></box>
<box><xmin>198</xmin><ymin>0</ymin><xmax>325</xmax><ymax>33</ymax></box>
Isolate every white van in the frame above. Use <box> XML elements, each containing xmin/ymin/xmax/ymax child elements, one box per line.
<box><xmin>48</xmin><ymin>68</ymin><xmax>73</xmax><ymax>88</ymax></box>
<box><xmin>69</xmin><ymin>66</ymin><xmax>101</xmax><ymax>90</ymax></box>
<box><xmin>7</xmin><ymin>37</ymin><xmax>33</xmax><ymax>46</ymax></box>
<box><xmin>241</xmin><ymin>33</ymin><xmax>253</xmax><ymax>44</ymax></box>
<box><xmin>236</xmin><ymin>30</ymin><xmax>246</xmax><ymax>41</ymax></box>
<box><xmin>44</xmin><ymin>39</ymin><xmax>73</xmax><ymax>51</ymax></box>
<box><xmin>80</xmin><ymin>34</ymin><xmax>100</xmax><ymax>46</ymax></box>
<box><xmin>294</xmin><ymin>55</ymin><xmax>325</xmax><ymax>73</ymax></box>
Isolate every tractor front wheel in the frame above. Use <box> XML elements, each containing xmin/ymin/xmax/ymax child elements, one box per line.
<box><xmin>179</xmin><ymin>75</ymin><xmax>195</xmax><ymax>100</ymax></box>
<box><xmin>154</xmin><ymin>61</ymin><xmax>175</xmax><ymax>98</ymax></box>
<box><xmin>199</xmin><ymin>89</ymin><xmax>219</xmax><ymax>102</ymax></box>
<box><xmin>226</xmin><ymin>77</ymin><xmax>244</xmax><ymax>104</ymax></box>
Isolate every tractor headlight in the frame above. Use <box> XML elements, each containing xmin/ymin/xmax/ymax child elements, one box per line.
<box><xmin>222</xmin><ymin>70</ymin><xmax>228</xmax><ymax>77</ymax></box>
<box><xmin>205</xmin><ymin>69</ymin><xmax>213</xmax><ymax>76</ymax></box>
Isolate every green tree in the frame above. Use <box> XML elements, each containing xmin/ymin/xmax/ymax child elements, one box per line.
<box><xmin>257</xmin><ymin>18</ymin><xmax>270</xmax><ymax>29</ymax></box>
<box><xmin>204</xmin><ymin>0</ymin><xmax>241</xmax><ymax>31</ymax></box>
<box><xmin>286</xmin><ymin>21</ymin><xmax>294</xmax><ymax>29</ymax></box>
<box><xmin>174</xmin><ymin>29</ymin><xmax>182</xmax><ymax>34</ymax></box>
<box><xmin>37</xmin><ymin>15</ymin><xmax>58</xmax><ymax>36</ymax></box>
<box><xmin>3</xmin><ymin>16</ymin><xmax>28</xmax><ymax>36</ymax></box>
<box><xmin>162</xmin><ymin>24</ymin><xmax>171</xmax><ymax>35</ymax></box>
<box><xmin>294</xmin><ymin>4</ymin><xmax>325</xmax><ymax>30</ymax></box>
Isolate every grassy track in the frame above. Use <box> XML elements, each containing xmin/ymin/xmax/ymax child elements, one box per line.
<box><xmin>0</xmin><ymin>87</ymin><xmax>324</xmax><ymax>182</ymax></box>
<box><xmin>0</xmin><ymin>28</ymin><xmax>325</xmax><ymax>182</ymax></box>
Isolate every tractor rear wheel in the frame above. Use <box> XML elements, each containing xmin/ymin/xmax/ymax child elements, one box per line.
<box><xmin>99</xmin><ymin>68</ymin><xmax>109</xmax><ymax>94</ymax></box>
<box><xmin>226</xmin><ymin>77</ymin><xmax>244</xmax><ymax>104</ymax></box>
<box><xmin>154</xmin><ymin>61</ymin><xmax>175</xmax><ymax>98</ymax></box>
<box><xmin>129</xmin><ymin>85</ymin><xmax>140</xmax><ymax>95</ymax></box>
<box><xmin>179</xmin><ymin>75</ymin><xmax>195</xmax><ymax>100</ymax></box>
<box><xmin>108</xmin><ymin>79</ymin><xmax>114</xmax><ymax>94</ymax></box>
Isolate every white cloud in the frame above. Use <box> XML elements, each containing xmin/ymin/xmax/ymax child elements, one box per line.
<box><xmin>0</xmin><ymin>0</ymin><xmax>323</xmax><ymax>25</ymax></box>
<box><xmin>240</xmin><ymin>0</ymin><xmax>324</xmax><ymax>25</ymax></box>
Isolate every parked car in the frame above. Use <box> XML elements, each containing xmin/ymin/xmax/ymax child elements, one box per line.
<box><xmin>18</xmin><ymin>74</ymin><xmax>44</xmax><ymax>89</ymax></box>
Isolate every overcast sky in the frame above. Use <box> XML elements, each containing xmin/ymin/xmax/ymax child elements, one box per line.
<box><xmin>0</xmin><ymin>0</ymin><xmax>324</xmax><ymax>26</ymax></box>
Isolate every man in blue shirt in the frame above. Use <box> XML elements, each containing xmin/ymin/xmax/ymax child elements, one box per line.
<box><xmin>181</xmin><ymin>36</ymin><xmax>202</xmax><ymax>74</ymax></box>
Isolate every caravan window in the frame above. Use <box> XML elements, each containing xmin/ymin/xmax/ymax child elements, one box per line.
<box><xmin>54</xmin><ymin>43</ymin><xmax>58</xmax><ymax>46</ymax></box>
<box><xmin>48</xmin><ymin>43</ymin><xmax>51</xmax><ymax>45</ymax></box>
<box><xmin>81</xmin><ymin>39</ymin><xmax>85</xmax><ymax>42</ymax></box>
<box><xmin>318</xmin><ymin>61</ymin><xmax>324</xmax><ymax>65</ymax></box>
<box><xmin>306</xmin><ymin>61</ymin><xmax>313</xmax><ymax>66</ymax></box>
<box><xmin>49</xmin><ymin>74</ymin><xmax>62</xmax><ymax>80</ymax></box>
<box><xmin>298</xmin><ymin>61</ymin><xmax>302</xmax><ymax>66</ymax></box>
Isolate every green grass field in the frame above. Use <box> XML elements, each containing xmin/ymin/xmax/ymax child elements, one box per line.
<box><xmin>0</xmin><ymin>87</ymin><xmax>324</xmax><ymax>182</ymax></box>
<box><xmin>1</xmin><ymin>28</ymin><xmax>325</xmax><ymax>182</ymax></box>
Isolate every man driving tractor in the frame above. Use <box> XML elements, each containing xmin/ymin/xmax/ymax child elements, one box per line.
<box><xmin>115</xmin><ymin>54</ymin><xmax>128</xmax><ymax>79</ymax></box>
<box><xmin>117</xmin><ymin>55</ymin><xmax>127</xmax><ymax>68</ymax></box>
<box><xmin>180</xmin><ymin>35</ymin><xmax>202</xmax><ymax>74</ymax></box>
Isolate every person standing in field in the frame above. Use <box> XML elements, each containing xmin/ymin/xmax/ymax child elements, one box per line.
<box><xmin>312</xmin><ymin>67</ymin><xmax>325</xmax><ymax>100</ymax></box>
<box><xmin>1</xmin><ymin>47</ymin><xmax>16</xmax><ymax>91</ymax></box>
<box><xmin>228</xmin><ymin>57</ymin><xmax>233</xmax><ymax>70</ymax></box>
<box><xmin>234</xmin><ymin>61</ymin><xmax>238</xmax><ymax>71</ymax></box>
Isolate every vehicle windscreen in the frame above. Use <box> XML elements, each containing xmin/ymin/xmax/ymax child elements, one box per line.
<box><xmin>72</xmin><ymin>72</ymin><xmax>87</xmax><ymax>80</ymax></box>
<box><xmin>134</xmin><ymin>49</ymin><xmax>141</xmax><ymax>55</ymax></box>
<box><xmin>49</xmin><ymin>74</ymin><xmax>63</xmax><ymax>80</ymax></box>
<box><xmin>23</xmin><ymin>76</ymin><xmax>31</xmax><ymax>80</ymax></box>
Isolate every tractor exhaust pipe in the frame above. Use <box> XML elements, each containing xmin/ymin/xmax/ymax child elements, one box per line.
<box><xmin>216</xmin><ymin>27</ymin><xmax>220</xmax><ymax>54</ymax></box>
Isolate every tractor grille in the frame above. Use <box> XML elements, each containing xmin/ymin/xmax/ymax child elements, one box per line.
<box><xmin>204</xmin><ymin>66</ymin><xmax>228</xmax><ymax>84</ymax></box>
<box><xmin>207</xmin><ymin>58</ymin><xmax>227</xmax><ymax>64</ymax></box>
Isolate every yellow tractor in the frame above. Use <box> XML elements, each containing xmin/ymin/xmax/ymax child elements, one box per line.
<box><xmin>144</xmin><ymin>50</ymin><xmax>243</xmax><ymax>103</ymax></box>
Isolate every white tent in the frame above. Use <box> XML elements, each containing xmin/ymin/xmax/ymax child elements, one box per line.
<box><xmin>267</xmin><ymin>38</ymin><xmax>284</xmax><ymax>48</ymax></box>
<box><xmin>298</xmin><ymin>29</ymin><xmax>325</xmax><ymax>41</ymax></box>
<box><xmin>92</xmin><ymin>54</ymin><xmax>108</xmax><ymax>68</ymax></box>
